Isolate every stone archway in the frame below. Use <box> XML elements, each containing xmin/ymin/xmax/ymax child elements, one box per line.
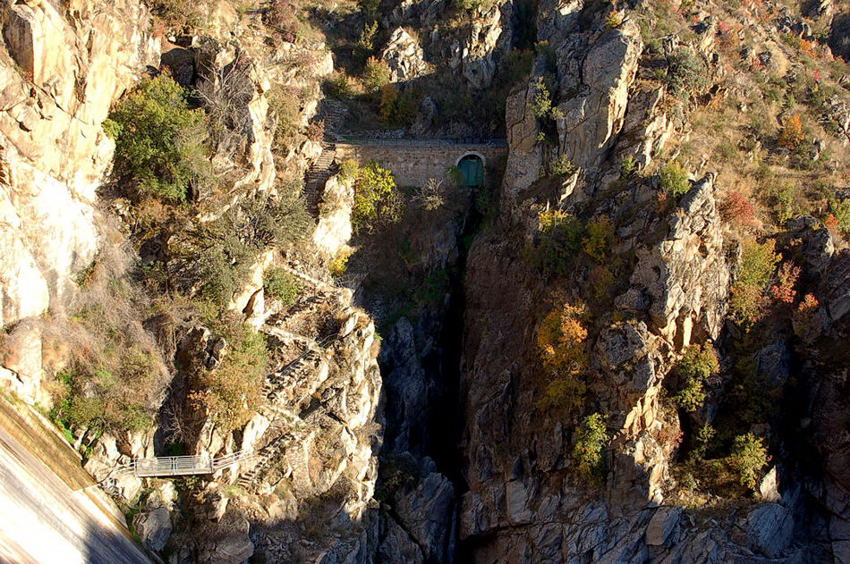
<box><xmin>456</xmin><ymin>152</ymin><xmax>485</xmax><ymax>187</ymax></box>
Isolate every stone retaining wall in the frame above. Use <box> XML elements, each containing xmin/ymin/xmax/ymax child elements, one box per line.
<box><xmin>334</xmin><ymin>141</ymin><xmax>508</xmax><ymax>188</ymax></box>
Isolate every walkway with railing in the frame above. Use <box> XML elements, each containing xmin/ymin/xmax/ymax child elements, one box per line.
<box><xmin>119</xmin><ymin>450</ymin><xmax>255</xmax><ymax>478</ymax></box>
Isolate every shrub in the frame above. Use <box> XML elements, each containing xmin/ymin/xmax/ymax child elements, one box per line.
<box><xmin>264</xmin><ymin>268</ymin><xmax>301</xmax><ymax>305</ymax></box>
<box><xmin>673</xmin><ymin>344</ymin><xmax>719</xmax><ymax>412</ymax></box>
<box><xmin>829</xmin><ymin>198</ymin><xmax>850</xmax><ymax>235</ymax></box>
<box><xmin>329</xmin><ymin>248</ymin><xmax>353</xmax><ymax>277</ymax></box>
<box><xmin>354</xmin><ymin>21</ymin><xmax>378</xmax><ymax>61</ymax></box>
<box><xmin>531</xmin><ymin>210</ymin><xmax>585</xmax><ymax>276</ymax></box>
<box><xmin>582</xmin><ymin>216</ymin><xmax>615</xmax><ymax>263</ymax></box>
<box><xmin>572</xmin><ymin>412</ymin><xmax>608</xmax><ymax>483</ymax></box>
<box><xmin>455</xmin><ymin>0</ymin><xmax>499</xmax><ymax>13</ymax></box>
<box><xmin>148</xmin><ymin>0</ymin><xmax>206</xmax><ymax>28</ymax></box>
<box><xmin>720</xmin><ymin>192</ymin><xmax>756</xmax><ymax>224</ymax></box>
<box><xmin>666</xmin><ymin>47</ymin><xmax>709</xmax><ymax>101</ymax></box>
<box><xmin>363</xmin><ymin>57</ymin><xmax>392</xmax><ymax>95</ymax></box>
<box><xmin>778</xmin><ymin>114</ymin><xmax>806</xmax><ymax>150</ymax></box>
<box><xmin>659</xmin><ymin>161</ymin><xmax>690</xmax><ymax>197</ymax></box>
<box><xmin>730</xmin><ymin>238</ymin><xmax>780</xmax><ymax>325</ymax></box>
<box><xmin>104</xmin><ymin>75</ymin><xmax>209</xmax><ymax>202</ymax></box>
<box><xmin>530</xmin><ymin>76</ymin><xmax>561</xmax><ymax>120</ymax></box>
<box><xmin>691</xmin><ymin>423</ymin><xmax>716</xmax><ymax>460</ymax></box>
<box><xmin>379</xmin><ymin>85</ymin><xmax>420</xmax><ymax>127</ymax></box>
<box><xmin>413</xmin><ymin>178</ymin><xmax>447</xmax><ymax>211</ymax></box>
<box><xmin>324</xmin><ymin>72</ymin><xmax>357</xmax><ymax>99</ymax></box>
<box><xmin>729</xmin><ymin>433</ymin><xmax>769</xmax><ymax>490</ymax></box>
<box><xmin>548</xmin><ymin>154</ymin><xmax>576</xmax><ymax>177</ymax></box>
<box><xmin>770</xmin><ymin>262</ymin><xmax>800</xmax><ymax>304</ymax></box>
<box><xmin>351</xmin><ymin>161</ymin><xmax>401</xmax><ymax>233</ymax></box>
<box><xmin>621</xmin><ymin>154</ymin><xmax>638</xmax><ymax>177</ymax></box>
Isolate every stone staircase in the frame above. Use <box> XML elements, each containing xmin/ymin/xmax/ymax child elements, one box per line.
<box><xmin>236</xmin><ymin>434</ymin><xmax>289</xmax><ymax>489</ymax></box>
<box><xmin>315</xmin><ymin>99</ymin><xmax>350</xmax><ymax>138</ymax></box>
<box><xmin>304</xmin><ymin>144</ymin><xmax>337</xmax><ymax>217</ymax></box>
<box><xmin>263</xmin><ymin>346</ymin><xmax>323</xmax><ymax>402</ymax></box>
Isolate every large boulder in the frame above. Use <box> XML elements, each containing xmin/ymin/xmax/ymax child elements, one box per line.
<box><xmin>134</xmin><ymin>507</ymin><xmax>172</xmax><ymax>552</ymax></box>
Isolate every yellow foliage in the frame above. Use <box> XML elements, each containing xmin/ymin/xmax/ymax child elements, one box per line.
<box><xmin>536</xmin><ymin>303</ymin><xmax>588</xmax><ymax>376</ymax></box>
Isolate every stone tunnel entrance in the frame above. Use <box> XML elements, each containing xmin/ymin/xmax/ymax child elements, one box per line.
<box><xmin>457</xmin><ymin>153</ymin><xmax>485</xmax><ymax>187</ymax></box>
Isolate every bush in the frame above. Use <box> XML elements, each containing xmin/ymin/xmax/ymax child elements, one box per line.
<box><xmin>536</xmin><ymin>303</ymin><xmax>588</xmax><ymax>411</ymax></box>
<box><xmin>324</xmin><ymin>72</ymin><xmax>357</xmax><ymax>99</ymax></box>
<box><xmin>770</xmin><ymin>262</ymin><xmax>800</xmax><ymax>304</ymax></box>
<box><xmin>363</xmin><ymin>57</ymin><xmax>392</xmax><ymax>95</ymax></box>
<box><xmin>829</xmin><ymin>198</ymin><xmax>850</xmax><ymax>235</ymax></box>
<box><xmin>659</xmin><ymin>161</ymin><xmax>690</xmax><ymax>197</ymax></box>
<box><xmin>147</xmin><ymin>0</ymin><xmax>207</xmax><ymax>28</ymax></box>
<box><xmin>582</xmin><ymin>216</ymin><xmax>615</xmax><ymax>263</ymax></box>
<box><xmin>673</xmin><ymin>344</ymin><xmax>720</xmax><ymax>412</ymax></box>
<box><xmin>730</xmin><ymin>238</ymin><xmax>780</xmax><ymax>325</ymax></box>
<box><xmin>104</xmin><ymin>75</ymin><xmax>210</xmax><ymax>202</ymax></box>
<box><xmin>720</xmin><ymin>192</ymin><xmax>756</xmax><ymax>224</ymax></box>
<box><xmin>379</xmin><ymin>84</ymin><xmax>420</xmax><ymax>127</ymax></box>
<box><xmin>352</xmin><ymin>161</ymin><xmax>401</xmax><ymax>233</ymax></box>
<box><xmin>264</xmin><ymin>268</ymin><xmax>301</xmax><ymax>305</ymax></box>
<box><xmin>455</xmin><ymin>0</ymin><xmax>499</xmax><ymax>13</ymax></box>
<box><xmin>329</xmin><ymin>247</ymin><xmax>353</xmax><ymax>277</ymax></box>
<box><xmin>530</xmin><ymin>76</ymin><xmax>561</xmax><ymax>121</ymax></box>
<box><xmin>413</xmin><ymin>178</ymin><xmax>447</xmax><ymax>211</ymax></box>
<box><xmin>666</xmin><ymin>48</ymin><xmax>709</xmax><ymax>101</ymax></box>
<box><xmin>354</xmin><ymin>21</ymin><xmax>378</xmax><ymax>61</ymax></box>
<box><xmin>547</xmin><ymin>154</ymin><xmax>576</xmax><ymax>177</ymax></box>
<box><xmin>729</xmin><ymin>433</ymin><xmax>769</xmax><ymax>490</ymax></box>
<box><xmin>531</xmin><ymin>210</ymin><xmax>585</xmax><ymax>276</ymax></box>
<box><xmin>572</xmin><ymin>413</ymin><xmax>608</xmax><ymax>483</ymax></box>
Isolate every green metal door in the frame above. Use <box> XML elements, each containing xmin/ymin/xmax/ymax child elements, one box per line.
<box><xmin>458</xmin><ymin>155</ymin><xmax>484</xmax><ymax>187</ymax></box>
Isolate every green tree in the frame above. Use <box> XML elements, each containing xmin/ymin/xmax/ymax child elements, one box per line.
<box><xmin>729</xmin><ymin>433</ymin><xmax>769</xmax><ymax>490</ymax></box>
<box><xmin>352</xmin><ymin>161</ymin><xmax>401</xmax><ymax>232</ymax></box>
<box><xmin>572</xmin><ymin>412</ymin><xmax>608</xmax><ymax>483</ymax></box>
<box><xmin>104</xmin><ymin>75</ymin><xmax>210</xmax><ymax>202</ymax></box>
<box><xmin>729</xmin><ymin>238</ymin><xmax>780</xmax><ymax>325</ymax></box>
<box><xmin>362</xmin><ymin>57</ymin><xmax>391</xmax><ymax>96</ymax></box>
<box><xmin>531</xmin><ymin>209</ymin><xmax>586</xmax><ymax>276</ymax></box>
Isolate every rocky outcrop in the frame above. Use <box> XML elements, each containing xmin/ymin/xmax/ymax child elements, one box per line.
<box><xmin>313</xmin><ymin>173</ymin><xmax>355</xmax><ymax>258</ymax></box>
<box><xmin>555</xmin><ymin>24</ymin><xmax>643</xmax><ymax>170</ymax></box>
<box><xmin>0</xmin><ymin>0</ymin><xmax>159</xmax><ymax>404</ymax></box>
<box><xmin>624</xmin><ymin>174</ymin><xmax>730</xmax><ymax>343</ymax></box>
<box><xmin>382</xmin><ymin>27</ymin><xmax>428</xmax><ymax>83</ymax></box>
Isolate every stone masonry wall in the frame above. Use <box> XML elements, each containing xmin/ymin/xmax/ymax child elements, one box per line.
<box><xmin>335</xmin><ymin>141</ymin><xmax>508</xmax><ymax>188</ymax></box>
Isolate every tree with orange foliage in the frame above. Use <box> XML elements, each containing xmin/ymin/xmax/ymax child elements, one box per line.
<box><xmin>778</xmin><ymin>114</ymin><xmax>806</xmax><ymax>150</ymax></box>
<box><xmin>536</xmin><ymin>303</ymin><xmax>589</xmax><ymax>410</ymax></box>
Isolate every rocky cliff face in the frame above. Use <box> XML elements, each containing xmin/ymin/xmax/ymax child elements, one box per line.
<box><xmin>455</xmin><ymin>1</ymin><xmax>850</xmax><ymax>561</ymax></box>
<box><xmin>0</xmin><ymin>0</ymin><xmax>159</xmax><ymax>405</ymax></box>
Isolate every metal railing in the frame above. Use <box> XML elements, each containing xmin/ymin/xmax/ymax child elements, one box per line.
<box><xmin>119</xmin><ymin>450</ymin><xmax>255</xmax><ymax>478</ymax></box>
